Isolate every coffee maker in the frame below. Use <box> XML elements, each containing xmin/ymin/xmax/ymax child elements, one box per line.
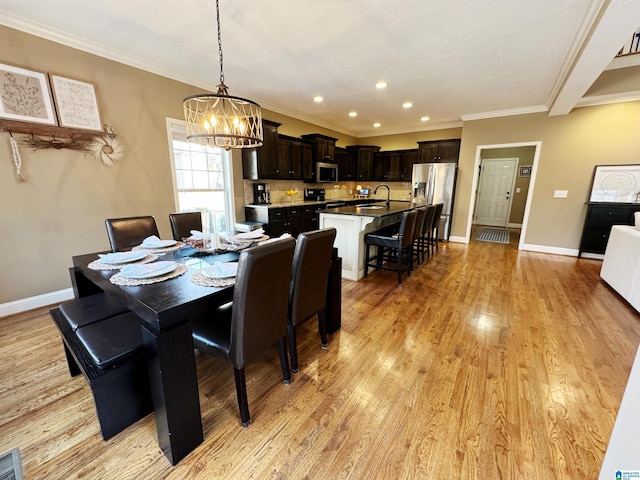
<box><xmin>253</xmin><ymin>183</ymin><xmax>270</xmax><ymax>205</ymax></box>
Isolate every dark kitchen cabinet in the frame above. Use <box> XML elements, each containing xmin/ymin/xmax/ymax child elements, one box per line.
<box><xmin>417</xmin><ymin>139</ymin><xmax>461</xmax><ymax>164</ymax></box>
<box><xmin>578</xmin><ymin>202</ymin><xmax>640</xmax><ymax>256</ymax></box>
<box><xmin>335</xmin><ymin>147</ymin><xmax>357</xmax><ymax>181</ymax></box>
<box><xmin>245</xmin><ymin>205</ymin><xmax>304</xmax><ymax>237</ymax></box>
<box><xmin>402</xmin><ymin>150</ymin><xmax>418</xmax><ymax>180</ymax></box>
<box><xmin>301</xmin><ymin>134</ymin><xmax>338</xmax><ymax>182</ymax></box>
<box><xmin>276</xmin><ymin>135</ymin><xmax>306</xmax><ymax>180</ymax></box>
<box><xmin>301</xmin><ymin>205</ymin><xmax>320</xmax><ymax>232</ymax></box>
<box><xmin>347</xmin><ymin>145</ymin><xmax>380</xmax><ymax>182</ymax></box>
<box><xmin>374</xmin><ymin>151</ymin><xmax>403</xmax><ymax>181</ymax></box>
<box><xmin>242</xmin><ymin>120</ymin><xmax>281</xmax><ymax>179</ymax></box>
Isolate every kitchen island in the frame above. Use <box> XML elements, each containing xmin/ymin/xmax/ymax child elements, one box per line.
<box><xmin>319</xmin><ymin>201</ymin><xmax>415</xmax><ymax>280</ymax></box>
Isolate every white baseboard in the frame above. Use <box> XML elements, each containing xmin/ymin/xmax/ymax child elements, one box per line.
<box><xmin>580</xmin><ymin>252</ymin><xmax>605</xmax><ymax>260</ymax></box>
<box><xmin>519</xmin><ymin>243</ymin><xmax>580</xmax><ymax>257</ymax></box>
<box><xmin>0</xmin><ymin>288</ymin><xmax>74</xmax><ymax>318</ymax></box>
<box><xmin>507</xmin><ymin>222</ymin><xmax>523</xmax><ymax>228</ymax></box>
<box><xmin>448</xmin><ymin>235</ymin><xmax>468</xmax><ymax>244</ymax></box>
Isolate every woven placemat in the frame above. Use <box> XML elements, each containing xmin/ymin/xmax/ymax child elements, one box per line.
<box><xmin>88</xmin><ymin>253</ymin><xmax>159</xmax><ymax>271</ymax></box>
<box><xmin>190</xmin><ymin>269</ymin><xmax>236</xmax><ymax>287</ymax></box>
<box><xmin>131</xmin><ymin>241</ymin><xmax>185</xmax><ymax>253</ymax></box>
<box><xmin>109</xmin><ymin>263</ymin><xmax>189</xmax><ymax>286</ymax></box>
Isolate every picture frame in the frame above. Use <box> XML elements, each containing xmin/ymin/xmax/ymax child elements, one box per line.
<box><xmin>518</xmin><ymin>166</ymin><xmax>532</xmax><ymax>177</ymax></box>
<box><xmin>589</xmin><ymin>164</ymin><xmax>640</xmax><ymax>203</ymax></box>
<box><xmin>0</xmin><ymin>63</ymin><xmax>57</xmax><ymax>125</ymax></box>
<box><xmin>49</xmin><ymin>74</ymin><xmax>103</xmax><ymax>131</ymax></box>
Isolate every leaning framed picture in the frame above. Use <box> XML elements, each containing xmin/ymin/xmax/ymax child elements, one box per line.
<box><xmin>0</xmin><ymin>63</ymin><xmax>57</xmax><ymax>125</ymax></box>
<box><xmin>50</xmin><ymin>74</ymin><xmax>103</xmax><ymax>131</ymax></box>
<box><xmin>589</xmin><ymin>164</ymin><xmax>640</xmax><ymax>203</ymax></box>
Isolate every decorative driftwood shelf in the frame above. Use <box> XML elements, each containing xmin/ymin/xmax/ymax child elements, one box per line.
<box><xmin>0</xmin><ymin>119</ymin><xmax>113</xmax><ymax>141</ymax></box>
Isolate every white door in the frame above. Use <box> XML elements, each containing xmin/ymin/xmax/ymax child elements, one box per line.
<box><xmin>474</xmin><ymin>158</ymin><xmax>517</xmax><ymax>227</ymax></box>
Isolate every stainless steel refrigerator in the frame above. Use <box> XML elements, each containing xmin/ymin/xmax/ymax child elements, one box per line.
<box><xmin>412</xmin><ymin>162</ymin><xmax>458</xmax><ymax>240</ymax></box>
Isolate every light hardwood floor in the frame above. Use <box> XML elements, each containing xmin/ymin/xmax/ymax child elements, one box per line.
<box><xmin>1</xmin><ymin>236</ymin><xmax>639</xmax><ymax>479</ymax></box>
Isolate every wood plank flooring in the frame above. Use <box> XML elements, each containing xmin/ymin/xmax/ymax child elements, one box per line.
<box><xmin>1</xmin><ymin>237</ymin><xmax>639</xmax><ymax>479</ymax></box>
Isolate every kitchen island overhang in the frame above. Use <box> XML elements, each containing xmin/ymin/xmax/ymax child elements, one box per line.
<box><xmin>319</xmin><ymin>201</ymin><xmax>416</xmax><ymax>280</ymax></box>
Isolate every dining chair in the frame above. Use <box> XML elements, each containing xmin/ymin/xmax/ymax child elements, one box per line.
<box><xmin>105</xmin><ymin>215</ymin><xmax>159</xmax><ymax>252</ymax></box>
<box><xmin>287</xmin><ymin>228</ymin><xmax>337</xmax><ymax>374</ymax></box>
<box><xmin>169</xmin><ymin>211</ymin><xmax>203</xmax><ymax>241</ymax></box>
<box><xmin>191</xmin><ymin>237</ymin><xmax>296</xmax><ymax>428</ymax></box>
<box><xmin>420</xmin><ymin>204</ymin><xmax>437</xmax><ymax>263</ymax></box>
<box><xmin>411</xmin><ymin>207</ymin><xmax>427</xmax><ymax>267</ymax></box>
<box><xmin>364</xmin><ymin>210</ymin><xmax>417</xmax><ymax>285</ymax></box>
<box><xmin>430</xmin><ymin>203</ymin><xmax>444</xmax><ymax>254</ymax></box>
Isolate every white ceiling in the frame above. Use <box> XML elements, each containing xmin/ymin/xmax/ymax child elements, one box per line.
<box><xmin>1</xmin><ymin>0</ymin><xmax>640</xmax><ymax>137</ymax></box>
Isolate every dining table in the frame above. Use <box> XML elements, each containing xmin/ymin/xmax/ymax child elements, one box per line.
<box><xmin>67</xmin><ymin>240</ymin><xmax>342</xmax><ymax>466</ymax></box>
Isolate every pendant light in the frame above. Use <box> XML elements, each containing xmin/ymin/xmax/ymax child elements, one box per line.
<box><xmin>183</xmin><ymin>0</ymin><xmax>263</xmax><ymax>149</ymax></box>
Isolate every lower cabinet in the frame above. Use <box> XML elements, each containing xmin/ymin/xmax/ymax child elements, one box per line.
<box><xmin>245</xmin><ymin>205</ymin><xmax>321</xmax><ymax>238</ymax></box>
<box><xmin>578</xmin><ymin>202</ymin><xmax>640</xmax><ymax>256</ymax></box>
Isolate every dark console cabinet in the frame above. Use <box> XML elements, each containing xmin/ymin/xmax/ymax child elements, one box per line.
<box><xmin>578</xmin><ymin>202</ymin><xmax>640</xmax><ymax>256</ymax></box>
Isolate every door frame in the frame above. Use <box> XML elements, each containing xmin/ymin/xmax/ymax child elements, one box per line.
<box><xmin>463</xmin><ymin>141</ymin><xmax>542</xmax><ymax>250</ymax></box>
<box><xmin>474</xmin><ymin>157</ymin><xmax>519</xmax><ymax>227</ymax></box>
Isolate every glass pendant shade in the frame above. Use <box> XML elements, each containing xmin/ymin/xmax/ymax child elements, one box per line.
<box><xmin>183</xmin><ymin>84</ymin><xmax>263</xmax><ymax>149</ymax></box>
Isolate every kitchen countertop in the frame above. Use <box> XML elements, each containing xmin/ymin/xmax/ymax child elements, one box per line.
<box><xmin>319</xmin><ymin>201</ymin><xmax>415</xmax><ymax>217</ymax></box>
<box><xmin>244</xmin><ymin>199</ymin><xmax>390</xmax><ymax>209</ymax></box>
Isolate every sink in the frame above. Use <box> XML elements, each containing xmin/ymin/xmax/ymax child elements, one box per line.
<box><xmin>358</xmin><ymin>205</ymin><xmax>386</xmax><ymax>210</ymax></box>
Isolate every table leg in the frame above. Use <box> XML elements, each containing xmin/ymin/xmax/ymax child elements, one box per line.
<box><xmin>142</xmin><ymin>322</ymin><xmax>203</xmax><ymax>466</ymax></box>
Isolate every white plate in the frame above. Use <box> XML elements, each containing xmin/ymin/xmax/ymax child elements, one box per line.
<box><xmin>99</xmin><ymin>250</ymin><xmax>149</xmax><ymax>264</ymax></box>
<box><xmin>201</xmin><ymin>262</ymin><xmax>238</xmax><ymax>279</ymax></box>
<box><xmin>142</xmin><ymin>239</ymin><xmax>177</xmax><ymax>248</ymax></box>
<box><xmin>232</xmin><ymin>228</ymin><xmax>265</xmax><ymax>240</ymax></box>
<box><xmin>120</xmin><ymin>261</ymin><xmax>177</xmax><ymax>279</ymax></box>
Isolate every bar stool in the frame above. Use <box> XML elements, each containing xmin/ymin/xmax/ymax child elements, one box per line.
<box><xmin>364</xmin><ymin>210</ymin><xmax>417</xmax><ymax>285</ymax></box>
<box><xmin>412</xmin><ymin>207</ymin><xmax>427</xmax><ymax>267</ymax></box>
<box><xmin>429</xmin><ymin>203</ymin><xmax>444</xmax><ymax>255</ymax></box>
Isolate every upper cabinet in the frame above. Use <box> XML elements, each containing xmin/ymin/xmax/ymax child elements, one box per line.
<box><xmin>242</xmin><ymin>119</ymin><xmax>281</xmax><ymax>179</ymax></box>
<box><xmin>417</xmin><ymin>139</ymin><xmax>461</xmax><ymax>163</ymax></box>
<box><xmin>335</xmin><ymin>146</ymin><xmax>356</xmax><ymax>181</ymax></box>
<box><xmin>347</xmin><ymin>145</ymin><xmax>380</xmax><ymax>182</ymax></box>
<box><xmin>276</xmin><ymin>135</ymin><xmax>311</xmax><ymax>180</ymax></box>
<box><xmin>301</xmin><ymin>134</ymin><xmax>338</xmax><ymax>182</ymax></box>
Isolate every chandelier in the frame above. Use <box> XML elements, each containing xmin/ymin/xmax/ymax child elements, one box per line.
<box><xmin>183</xmin><ymin>0</ymin><xmax>263</xmax><ymax>149</ymax></box>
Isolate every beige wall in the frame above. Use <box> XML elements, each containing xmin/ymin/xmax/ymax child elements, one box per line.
<box><xmin>455</xmin><ymin>103</ymin><xmax>640</xmax><ymax>247</ymax></box>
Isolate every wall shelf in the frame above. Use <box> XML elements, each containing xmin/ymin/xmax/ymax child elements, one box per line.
<box><xmin>0</xmin><ymin>119</ymin><xmax>112</xmax><ymax>140</ymax></box>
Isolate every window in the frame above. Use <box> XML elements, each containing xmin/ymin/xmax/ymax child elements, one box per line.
<box><xmin>166</xmin><ymin>118</ymin><xmax>235</xmax><ymax>234</ymax></box>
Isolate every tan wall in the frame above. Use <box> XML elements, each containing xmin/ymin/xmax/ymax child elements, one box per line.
<box><xmin>479</xmin><ymin>146</ymin><xmax>535</xmax><ymax>225</ymax></box>
<box><xmin>455</xmin><ymin>103</ymin><xmax>640</xmax><ymax>248</ymax></box>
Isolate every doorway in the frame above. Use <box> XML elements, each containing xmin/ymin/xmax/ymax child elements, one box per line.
<box><xmin>464</xmin><ymin>141</ymin><xmax>541</xmax><ymax>250</ymax></box>
<box><xmin>474</xmin><ymin>158</ymin><xmax>517</xmax><ymax>227</ymax></box>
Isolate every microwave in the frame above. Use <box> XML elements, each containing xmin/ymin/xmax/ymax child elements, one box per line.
<box><xmin>316</xmin><ymin>162</ymin><xmax>338</xmax><ymax>182</ymax></box>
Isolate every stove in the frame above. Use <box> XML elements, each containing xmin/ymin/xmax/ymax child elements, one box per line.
<box><xmin>304</xmin><ymin>188</ymin><xmax>325</xmax><ymax>201</ymax></box>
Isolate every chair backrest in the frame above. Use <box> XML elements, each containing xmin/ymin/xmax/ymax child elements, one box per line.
<box><xmin>431</xmin><ymin>203</ymin><xmax>444</xmax><ymax>231</ymax></box>
<box><xmin>229</xmin><ymin>238</ymin><xmax>296</xmax><ymax>368</ymax></box>
<box><xmin>289</xmin><ymin>228</ymin><xmax>337</xmax><ymax>326</ymax></box>
<box><xmin>399</xmin><ymin>210</ymin><xmax>417</xmax><ymax>249</ymax></box>
<box><xmin>412</xmin><ymin>207</ymin><xmax>427</xmax><ymax>241</ymax></box>
<box><xmin>105</xmin><ymin>216</ymin><xmax>159</xmax><ymax>252</ymax></box>
<box><xmin>422</xmin><ymin>205</ymin><xmax>437</xmax><ymax>236</ymax></box>
<box><xmin>169</xmin><ymin>212</ymin><xmax>203</xmax><ymax>241</ymax></box>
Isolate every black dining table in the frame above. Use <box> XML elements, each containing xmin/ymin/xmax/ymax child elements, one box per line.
<box><xmin>69</xmin><ymin>246</ymin><xmax>240</xmax><ymax>465</ymax></box>
<box><xmin>68</xmin><ymin>241</ymin><xmax>342</xmax><ymax>465</ymax></box>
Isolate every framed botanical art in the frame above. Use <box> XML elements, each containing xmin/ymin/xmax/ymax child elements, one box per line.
<box><xmin>50</xmin><ymin>74</ymin><xmax>103</xmax><ymax>131</ymax></box>
<box><xmin>0</xmin><ymin>63</ymin><xmax>57</xmax><ymax>125</ymax></box>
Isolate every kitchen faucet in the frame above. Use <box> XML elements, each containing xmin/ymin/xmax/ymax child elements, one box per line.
<box><xmin>374</xmin><ymin>184</ymin><xmax>391</xmax><ymax>208</ymax></box>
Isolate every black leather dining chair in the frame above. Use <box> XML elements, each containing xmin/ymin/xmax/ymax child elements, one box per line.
<box><xmin>429</xmin><ymin>203</ymin><xmax>444</xmax><ymax>254</ymax></box>
<box><xmin>419</xmin><ymin>204</ymin><xmax>437</xmax><ymax>263</ymax></box>
<box><xmin>191</xmin><ymin>237</ymin><xmax>296</xmax><ymax>428</ymax></box>
<box><xmin>105</xmin><ymin>216</ymin><xmax>159</xmax><ymax>252</ymax></box>
<box><xmin>364</xmin><ymin>210</ymin><xmax>417</xmax><ymax>285</ymax></box>
<box><xmin>411</xmin><ymin>207</ymin><xmax>427</xmax><ymax>267</ymax></box>
<box><xmin>169</xmin><ymin>211</ymin><xmax>203</xmax><ymax>241</ymax></box>
<box><xmin>287</xmin><ymin>228</ymin><xmax>337</xmax><ymax>374</ymax></box>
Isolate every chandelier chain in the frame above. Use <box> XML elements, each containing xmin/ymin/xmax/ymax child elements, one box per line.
<box><xmin>216</xmin><ymin>0</ymin><xmax>224</xmax><ymax>86</ymax></box>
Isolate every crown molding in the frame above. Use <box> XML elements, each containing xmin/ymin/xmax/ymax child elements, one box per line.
<box><xmin>460</xmin><ymin>105</ymin><xmax>548</xmax><ymax>122</ymax></box>
<box><xmin>576</xmin><ymin>90</ymin><xmax>640</xmax><ymax>107</ymax></box>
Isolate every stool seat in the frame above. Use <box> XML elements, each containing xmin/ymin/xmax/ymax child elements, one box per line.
<box><xmin>76</xmin><ymin>312</ymin><xmax>145</xmax><ymax>369</ymax></box>
<box><xmin>59</xmin><ymin>293</ymin><xmax>128</xmax><ymax>331</ymax></box>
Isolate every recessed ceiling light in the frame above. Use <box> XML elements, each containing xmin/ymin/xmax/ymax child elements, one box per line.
<box><xmin>348</xmin><ymin>111</ymin><xmax>358</xmax><ymax>117</ymax></box>
<box><xmin>403</xmin><ymin>102</ymin><xmax>413</xmax><ymax>109</ymax></box>
<box><xmin>421</xmin><ymin>116</ymin><xmax>430</xmax><ymax>122</ymax></box>
<box><xmin>313</xmin><ymin>96</ymin><xmax>323</xmax><ymax>103</ymax></box>
<box><xmin>373</xmin><ymin>122</ymin><xmax>381</xmax><ymax>128</ymax></box>
<box><xmin>375</xmin><ymin>81</ymin><xmax>388</xmax><ymax>89</ymax></box>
